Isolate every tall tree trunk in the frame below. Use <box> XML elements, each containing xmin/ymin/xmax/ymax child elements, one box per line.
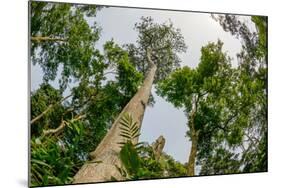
<box><xmin>73</xmin><ymin>51</ymin><xmax>157</xmax><ymax>183</ymax></box>
<box><xmin>186</xmin><ymin>96</ymin><xmax>199</xmax><ymax>176</ymax></box>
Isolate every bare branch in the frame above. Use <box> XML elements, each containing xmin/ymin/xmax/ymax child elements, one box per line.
<box><xmin>31</xmin><ymin>36</ymin><xmax>67</xmax><ymax>43</ymax></box>
<box><xmin>103</xmin><ymin>71</ymin><xmax>117</xmax><ymax>76</ymax></box>
<box><xmin>43</xmin><ymin>114</ymin><xmax>86</xmax><ymax>137</ymax></box>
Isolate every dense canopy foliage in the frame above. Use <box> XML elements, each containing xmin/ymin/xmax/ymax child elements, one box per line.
<box><xmin>30</xmin><ymin>2</ymin><xmax>267</xmax><ymax>186</ymax></box>
<box><xmin>30</xmin><ymin>2</ymin><xmax>144</xmax><ymax>186</ymax></box>
<box><xmin>157</xmin><ymin>15</ymin><xmax>267</xmax><ymax>175</ymax></box>
<box><xmin>125</xmin><ymin>16</ymin><xmax>187</xmax><ymax>82</ymax></box>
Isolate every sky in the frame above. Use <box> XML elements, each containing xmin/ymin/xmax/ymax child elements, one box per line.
<box><xmin>31</xmin><ymin>6</ymin><xmax>250</xmax><ymax>165</ymax></box>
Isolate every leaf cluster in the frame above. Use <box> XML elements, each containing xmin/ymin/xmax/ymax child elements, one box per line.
<box><xmin>125</xmin><ymin>16</ymin><xmax>187</xmax><ymax>82</ymax></box>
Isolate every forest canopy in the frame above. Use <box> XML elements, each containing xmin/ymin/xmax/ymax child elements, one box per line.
<box><xmin>30</xmin><ymin>1</ymin><xmax>267</xmax><ymax>187</ymax></box>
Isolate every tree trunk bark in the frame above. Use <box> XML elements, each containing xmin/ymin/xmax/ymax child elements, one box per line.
<box><xmin>186</xmin><ymin>129</ymin><xmax>199</xmax><ymax>176</ymax></box>
<box><xmin>186</xmin><ymin>96</ymin><xmax>199</xmax><ymax>176</ymax></box>
<box><xmin>73</xmin><ymin>51</ymin><xmax>157</xmax><ymax>184</ymax></box>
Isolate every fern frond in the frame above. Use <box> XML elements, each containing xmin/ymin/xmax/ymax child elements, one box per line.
<box><xmin>132</xmin><ymin>133</ymin><xmax>141</xmax><ymax>140</ymax></box>
<box><xmin>119</xmin><ymin>121</ymin><xmax>131</xmax><ymax>129</ymax></box>
<box><xmin>135</xmin><ymin>142</ymin><xmax>144</xmax><ymax>146</ymax></box>
<box><xmin>120</xmin><ymin>134</ymin><xmax>131</xmax><ymax>139</ymax></box>
<box><xmin>131</xmin><ymin>124</ymin><xmax>139</xmax><ymax>138</ymax></box>
<box><xmin>117</xmin><ymin>142</ymin><xmax>127</xmax><ymax>145</ymax></box>
<box><xmin>120</xmin><ymin>130</ymin><xmax>130</xmax><ymax>135</ymax></box>
<box><xmin>119</xmin><ymin>113</ymin><xmax>141</xmax><ymax>146</ymax></box>
<box><xmin>119</xmin><ymin>126</ymin><xmax>130</xmax><ymax>132</ymax></box>
<box><xmin>117</xmin><ymin>114</ymin><xmax>145</xmax><ymax>180</ymax></box>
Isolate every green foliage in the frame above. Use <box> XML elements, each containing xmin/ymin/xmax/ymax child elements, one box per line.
<box><xmin>125</xmin><ymin>16</ymin><xmax>187</xmax><ymax>82</ymax></box>
<box><xmin>157</xmin><ymin>41</ymin><xmax>232</xmax><ymax>166</ymax></box>
<box><xmin>119</xmin><ymin>141</ymin><xmax>141</xmax><ymax>177</ymax></box>
<box><xmin>157</xmin><ymin>40</ymin><xmax>231</xmax><ymax>108</ymax></box>
<box><xmin>214</xmin><ymin>14</ymin><xmax>267</xmax><ymax>173</ymax></box>
<box><xmin>31</xmin><ymin>83</ymin><xmax>66</xmax><ymax>136</ymax></box>
<box><xmin>138</xmin><ymin>145</ymin><xmax>187</xmax><ymax>178</ymax></box>
<box><xmin>31</xmin><ymin>1</ymin><xmax>102</xmax><ymax>89</ymax></box>
<box><xmin>104</xmin><ymin>40</ymin><xmax>144</xmax><ymax>98</ymax></box>
<box><xmin>30</xmin><ymin>2</ymin><xmax>267</xmax><ymax>183</ymax></box>
<box><xmin>251</xmin><ymin>16</ymin><xmax>267</xmax><ymax>59</ymax></box>
<box><xmin>213</xmin><ymin>14</ymin><xmax>267</xmax><ymax>69</ymax></box>
<box><xmin>156</xmin><ymin>66</ymin><xmax>195</xmax><ymax>108</ymax></box>
<box><xmin>242</xmin><ymin>132</ymin><xmax>267</xmax><ymax>172</ymax></box>
<box><xmin>193</xmin><ymin>102</ymin><xmax>221</xmax><ymax>131</ymax></box>
<box><xmin>30</xmin><ymin>60</ymin><xmax>142</xmax><ymax>186</ymax></box>
<box><xmin>116</xmin><ymin>114</ymin><xmax>142</xmax><ymax>179</ymax></box>
<box><xmin>31</xmin><ymin>113</ymin><xmax>91</xmax><ymax>187</ymax></box>
<box><xmin>116</xmin><ymin>114</ymin><xmax>142</xmax><ymax>177</ymax></box>
<box><xmin>157</xmin><ymin>35</ymin><xmax>267</xmax><ymax>175</ymax></box>
<box><xmin>123</xmin><ymin>17</ymin><xmax>188</xmax><ymax>107</ymax></box>
<box><xmin>30</xmin><ymin>3</ymin><xmax>144</xmax><ymax>185</ymax></box>
<box><xmin>31</xmin><ymin>137</ymin><xmax>74</xmax><ymax>186</ymax></box>
<box><xmin>118</xmin><ymin>142</ymin><xmax>187</xmax><ymax>180</ymax></box>
<box><xmin>119</xmin><ymin>113</ymin><xmax>141</xmax><ymax>143</ymax></box>
<box><xmin>199</xmin><ymin>148</ymin><xmax>241</xmax><ymax>175</ymax></box>
<box><xmin>117</xmin><ymin>114</ymin><xmax>186</xmax><ymax>180</ymax></box>
<box><xmin>197</xmin><ymin>40</ymin><xmax>229</xmax><ymax>83</ymax></box>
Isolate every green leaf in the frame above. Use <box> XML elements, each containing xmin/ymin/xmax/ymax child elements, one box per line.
<box><xmin>119</xmin><ymin>134</ymin><xmax>131</xmax><ymax>140</ymax></box>
<box><xmin>119</xmin><ymin>113</ymin><xmax>140</xmax><ymax>143</ymax></box>
<box><xmin>31</xmin><ymin>159</ymin><xmax>52</xmax><ymax>169</ymax></box>
<box><xmin>73</xmin><ymin>123</ymin><xmax>80</xmax><ymax>134</ymax></box>
<box><xmin>119</xmin><ymin>141</ymin><xmax>141</xmax><ymax>176</ymax></box>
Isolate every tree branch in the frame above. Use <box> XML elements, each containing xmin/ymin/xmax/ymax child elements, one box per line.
<box><xmin>31</xmin><ymin>94</ymin><xmax>72</xmax><ymax>125</ymax></box>
<box><xmin>31</xmin><ymin>36</ymin><xmax>67</xmax><ymax>43</ymax></box>
<box><xmin>189</xmin><ymin>94</ymin><xmax>199</xmax><ymax>132</ymax></box>
<box><xmin>146</xmin><ymin>48</ymin><xmax>156</xmax><ymax>67</ymax></box>
<box><xmin>103</xmin><ymin>71</ymin><xmax>117</xmax><ymax>76</ymax></box>
<box><xmin>42</xmin><ymin>114</ymin><xmax>86</xmax><ymax>137</ymax></box>
<box><xmin>244</xmin><ymin>131</ymin><xmax>259</xmax><ymax>150</ymax></box>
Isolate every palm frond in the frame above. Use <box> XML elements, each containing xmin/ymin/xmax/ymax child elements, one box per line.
<box><xmin>119</xmin><ymin>113</ymin><xmax>141</xmax><ymax>144</ymax></box>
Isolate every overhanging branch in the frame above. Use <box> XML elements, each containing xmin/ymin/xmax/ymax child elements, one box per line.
<box><xmin>43</xmin><ymin>114</ymin><xmax>86</xmax><ymax>137</ymax></box>
<box><xmin>31</xmin><ymin>36</ymin><xmax>67</xmax><ymax>43</ymax></box>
